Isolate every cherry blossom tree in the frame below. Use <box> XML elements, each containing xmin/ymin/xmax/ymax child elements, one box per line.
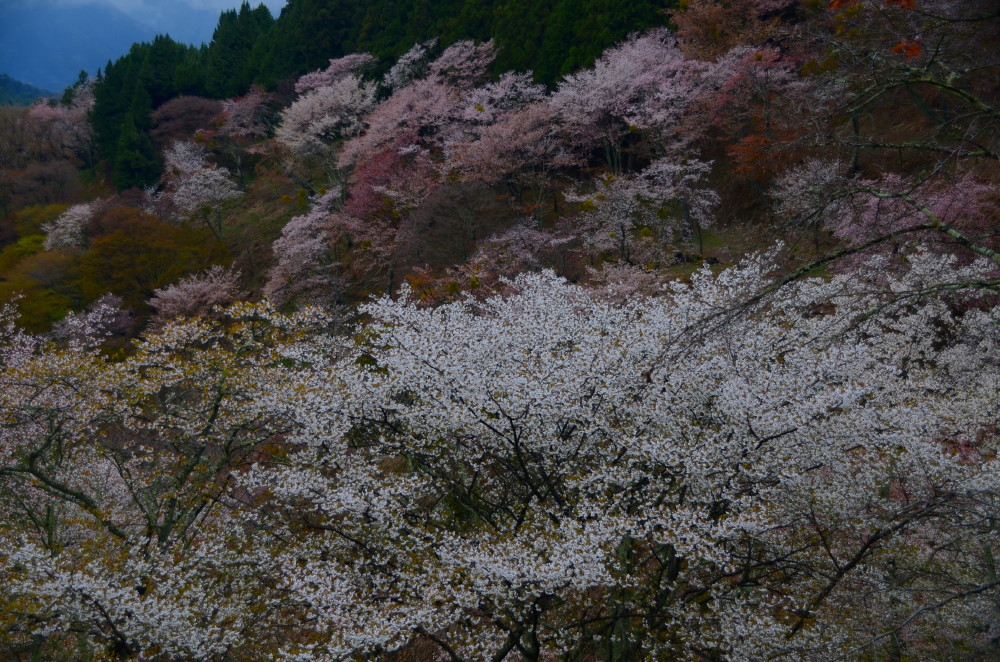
<box><xmin>338</xmin><ymin>40</ymin><xmax>498</xmax><ymax>169</ymax></box>
<box><xmin>4</xmin><ymin>17</ymin><xmax>1000</xmax><ymax>662</ymax></box>
<box><xmin>458</xmin><ymin>222</ymin><xmax>569</xmax><ymax>291</ymax></box>
<box><xmin>42</xmin><ymin>202</ymin><xmax>94</xmax><ymax>251</ymax></box>
<box><xmin>332</xmin><ymin>148</ymin><xmax>439</xmax><ymax>294</ymax></box>
<box><xmin>50</xmin><ymin>293</ymin><xmax>133</xmax><ymax>346</ymax></box>
<box><xmin>148</xmin><ymin>265</ymin><xmax>244</xmax><ymax>328</ymax></box>
<box><xmin>771</xmin><ymin>162</ymin><xmax>999</xmax><ymax>267</ymax></box>
<box><xmin>382</xmin><ymin>39</ymin><xmax>436</xmax><ymax>92</ymax></box>
<box><xmin>264</xmin><ymin>189</ymin><xmax>343</xmax><ymax>307</ymax></box>
<box><xmin>0</xmin><ymin>303</ymin><xmax>336</xmax><ymax>660</ymax></box>
<box><xmin>161</xmin><ymin>140</ymin><xmax>242</xmax><ymax>238</ymax></box>
<box><xmin>249</xmin><ymin>249</ymin><xmax>1000</xmax><ymax>660</ymax></box>
<box><xmin>150</xmin><ymin>96</ymin><xmax>223</xmax><ymax>149</ymax></box>
<box><xmin>218</xmin><ymin>86</ymin><xmax>271</xmax><ymax>140</ymax></box>
<box><xmin>336</xmin><ymin>76</ymin><xmax>457</xmax><ymax>169</ymax></box>
<box><xmin>203</xmin><ymin>86</ymin><xmax>273</xmax><ymax>186</ymax></box>
<box><xmin>275</xmin><ymin>55</ymin><xmax>380</xmax><ymax>159</ymax></box>
<box><xmin>2</xmin><ymin>245</ymin><xmax>999</xmax><ymax>659</ymax></box>
<box><xmin>457</xmin><ymin>72</ymin><xmax>546</xmax><ymax>127</ymax></box>
<box><xmin>427</xmin><ymin>39</ymin><xmax>496</xmax><ymax>90</ymax></box>
<box><xmin>26</xmin><ymin>77</ymin><xmax>96</xmax><ymax>166</ymax></box>
<box><xmin>551</xmin><ymin>29</ymin><xmax>704</xmax><ymax>172</ymax></box>
<box><xmin>445</xmin><ymin>101</ymin><xmax>578</xmax><ymax>218</ymax></box>
<box><xmin>567</xmin><ymin>158</ymin><xmax>718</xmax><ymax>266</ymax></box>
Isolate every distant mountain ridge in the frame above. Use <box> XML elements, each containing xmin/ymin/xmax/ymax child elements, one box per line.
<box><xmin>0</xmin><ymin>1</ymin><xmax>232</xmax><ymax>93</ymax></box>
<box><xmin>0</xmin><ymin>73</ymin><xmax>53</xmax><ymax>106</ymax></box>
<box><xmin>0</xmin><ymin>2</ymin><xmax>156</xmax><ymax>91</ymax></box>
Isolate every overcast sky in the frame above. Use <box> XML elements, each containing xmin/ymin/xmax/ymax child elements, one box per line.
<box><xmin>1</xmin><ymin>0</ymin><xmax>289</xmax><ymax>89</ymax></box>
<box><xmin>102</xmin><ymin>0</ymin><xmax>288</xmax><ymax>30</ymax></box>
<box><xmin>13</xmin><ymin>0</ymin><xmax>287</xmax><ymax>13</ymax></box>
<box><xmin>5</xmin><ymin>0</ymin><xmax>287</xmax><ymax>26</ymax></box>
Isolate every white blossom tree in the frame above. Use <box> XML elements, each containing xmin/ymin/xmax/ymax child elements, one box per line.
<box><xmin>264</xmin><ymin>189</ymin><xmax>344</xmax><ymax>307</ymax></box>
<box><xmin>42</xmin><ymin>202</ymin><xmax>93</xmax><ymax>251</ymax></box>
<box><xmin>275</xmin><ymin>55</ymin><xmax>380</xmax><ymax>159</ymax></box>
<box><xmin>246</xmin><ymin>250</ymin><xmax>1000</xmax><ymax>660</ymax></box>
<box><xmin>0</xmin><ymin>303</ymin><xmax>335</xmax><ymax>660</ymax></box>
<box><xmin>161</xmin><ymin>140</ymin><xmax>242</xmax><ymax>239</ymax></box>
<box><xmin>567</xmin><ymin>157</ymin><xmax>718</xmax><ymax>266</ymax></box>
<box><xmin>1</xmin><ymin>249</ymin><xmax>999</xmax><ymax>659</ymax></box>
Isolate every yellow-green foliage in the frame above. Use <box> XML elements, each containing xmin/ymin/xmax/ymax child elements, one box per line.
<box><xmin>0</xmin><ymin>250</ymin><xmax>79</xmax><ymax>332</ymax></box>
<box><xmin>0</xmin><ymin>234</ymin><xmax>45</xmax><ymax>273</ymax></box>
<box><xmin>0</xmin><ymin>204</ymin><xmax>230</xmax><ymax>331</ymax></box>
<box><xmin>12</xmin><ymin>203</ymin><xmax>66</xmax><ymax>238</ymax></box>
<box><xmin>78</xmin><ymin>217</ymin><xmax>229</xmax><ymax>310</ymax></box>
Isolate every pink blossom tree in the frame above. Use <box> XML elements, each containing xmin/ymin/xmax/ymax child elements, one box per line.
<box><xmin>294</xmin><ymin>53</ymin><xmax>377</xmax><ymax>94</ymax></box>
<box><xmin>148</xmin><ymin>266</ymin><xmax>244</xmax><ymax>329</ymax></box>
<box><xmin>427</xmin><ymin>39</ymin><xmax>496</xmax><ymax>89</ymax></box>
<box><xmin>770</xmin><ymin>157</ymin><xmax>854</xmax><ymax>251</ymax></box>
<box><xmin>835</xmin><ymin>173</ymin><xmax>997</xmax><ymax>267</ymax></box>
<box><xmin>218</xmin><ymin>86</ymin><xmax>270</xmax><ymax>140</ymax></box>
<box><xmin>150</xmin><ymin>96</ymin><xmax>223</xmax><ymax>149</ymax></box>
<box><xmin>445</xmin><ymin>101</ymin><xmax>576</xmax><ymax>216</ymax></box>
<box><xmin>205</xmin><ymin>86</ymin><xmax>273</xmax><ymax>186</ymax></box>
<box><xmin>771</xmin><ymin>161</ymin><xmax>1000</xmax><ymax>273</ymax></box>
<box><xmin>338</xmin><ymin>40</ymin><xmax>498</xmax><ymax>169</ymax></box>
<box><xmin>551</xmin><ymin>29</ymin><xmax>703</xmax><ymax>172</ymax></box>
<box><xmin>333</xmin><ymin>149</ymin><xmax>439</xmax><ymax>293</ymax></box>
<box><xmin>336</xmin><ymin>78</ymin><xmax>456</xmax><ymax>169</ymax></box>
<box><xmin>26</xmin><ymin>77</ymin><xmax>95</xmax><ymax>166</ymax></box>
<box><xmin>264</xmin><ymin>189</ymin><xmax>343</xmax><ymax>307</ymax></box>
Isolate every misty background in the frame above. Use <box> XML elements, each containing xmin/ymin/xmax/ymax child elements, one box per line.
<box><xmin>0</xmin><ymin>0</ymin><xmax>287</xmax><ymax>92</ymax></box>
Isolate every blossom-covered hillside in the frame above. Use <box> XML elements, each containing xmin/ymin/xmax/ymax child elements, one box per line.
<box><xmin>0</xmin><ymin>1</ymin><xmax>999</xmax><ymax>659</ymax></box>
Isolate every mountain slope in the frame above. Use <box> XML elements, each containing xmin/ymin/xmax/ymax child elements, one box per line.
<box><xmin>0</xmin><ymin>73</ymin><xmax>53</xmax><ymax>106</ymax></box>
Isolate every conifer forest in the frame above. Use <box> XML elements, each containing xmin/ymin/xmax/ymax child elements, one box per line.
<box><xmin>0</xmin><ymin>1</ymin><xmax>999</xmax><ymax>659</ymax></box>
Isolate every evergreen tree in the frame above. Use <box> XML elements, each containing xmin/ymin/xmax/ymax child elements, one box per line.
<box><xmin>112</xmin><ymin>94</ymin><xmax>159</xmax><ymax>189</ymax></box>
<box><xmin>205</xmin><ymin>2</ymin><xmax>274</xmax><ymax>98</ymax></box>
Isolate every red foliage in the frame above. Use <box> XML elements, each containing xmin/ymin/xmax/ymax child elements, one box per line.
<box><xmin>342</xmin><ymin>150</ymin><xmax>408</xmax><ymax>220</ymax></box>
<box><xmin>891</xmin><ymin>39</ymin><xmax>923</xmax><ymax>58</ymax></box>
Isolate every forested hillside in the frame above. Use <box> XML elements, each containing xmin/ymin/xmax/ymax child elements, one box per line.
<box><xmin>251</xmin><ymin>0</ymin><xmax>672</xmax><ymax>84</ymax></box>
<box><xmin>83</xmin><ymin>0</ymin><xmax>673</xmax><ymax>187</ymax></box>
<box><xmin>1</xmin><ymin>1</ymin><xmax>999</xmax><ymax>660</ymax></box>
